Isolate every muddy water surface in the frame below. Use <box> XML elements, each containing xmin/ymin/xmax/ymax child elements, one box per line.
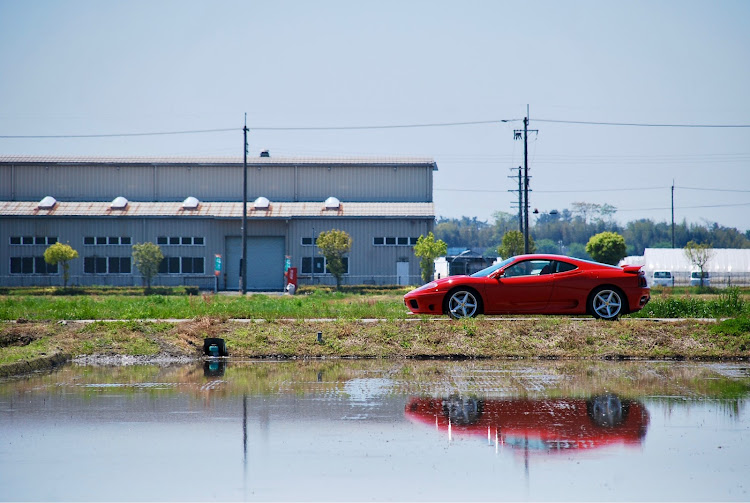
<box><xmin>1</xmin><ymin>360</ymin><xmax>748</xmax><ymax>501</ymax></box>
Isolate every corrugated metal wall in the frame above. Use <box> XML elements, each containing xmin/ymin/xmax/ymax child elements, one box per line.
<box><xmin>0</xmin><ymin>165</ymin><xmax>11</xmax><ymax>200</ymax></box>
<box><xmin>4</xmin><ymin>162</ymin><xmax>433</xmax><ymax>203</ymax></box>
<box><xmin>288</xmin><ymin>218</ymin><xmax>432</xmax><ymax>286</ymax></box>
<box><xmin>1</xmin><ymin>215</ymin><xmax>432</xmax><ymax>288</ymax></box>
<box><xmin>1</xmin><ymin>158</ymin><xmax>436</xmax><ymax>289</ymax></box>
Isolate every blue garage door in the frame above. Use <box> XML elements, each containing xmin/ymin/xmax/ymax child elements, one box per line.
<box><xmin>225</xmin><ymin>236</ymin><xmax>285</xmax><ymax>291</ymax></box>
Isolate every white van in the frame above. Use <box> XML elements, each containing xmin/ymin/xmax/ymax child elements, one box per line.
<box><xmin>690</xmin><ymin>271</ymin><xmax>710</xmax><ymax>287</ymax></box>
<box><xmin>651</xmin><ymin>271</ymin><xmax>673</xmax><ymax>287</ymax></box>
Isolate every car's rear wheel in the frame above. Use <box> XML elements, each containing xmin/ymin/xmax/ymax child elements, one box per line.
<box><xmin>446</xmin><ymin>289</ymin><xmax>480</xmax><ymax>319</ymax></box>
<box><xmin>589</xmin><ymin>287</ymin><xmax>626</xmax><ymax>320</ymax></box>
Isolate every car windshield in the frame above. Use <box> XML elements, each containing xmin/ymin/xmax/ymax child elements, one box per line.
<box><xmin>470</xmin><ymin>257</ymin><xmax>514</xmax><ymax>277</ymax></box>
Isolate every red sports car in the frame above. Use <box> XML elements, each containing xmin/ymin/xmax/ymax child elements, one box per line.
<box><xmin>405</xmin><ymin>394</ymin><xmax>649</xmax><ymax>453</ymax></box>
<box><xmin>404</xmin><ymin>254</ymin><xmax>649</xmax><ymax>320</ymax></box>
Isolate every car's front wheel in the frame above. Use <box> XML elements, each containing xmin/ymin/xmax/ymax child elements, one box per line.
<box><xmin>589</xmin><ymin>287</ymin><xmax>625</xmax><ymax>320</ymax></box>
<box><xmin>446</xmin><ymin>289</ymin><xmax>480</xmax><ymax>319</ymax></box>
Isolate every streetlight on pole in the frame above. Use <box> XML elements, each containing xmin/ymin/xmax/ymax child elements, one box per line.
<box><xmin>514</xmin><ymin>105</ymin><xmax>537</xmax><ymax>254</ymax></box>
<box><xmin>241</xmin><ymin>115</ymin><xmax>248</xmax><ymax>294</ymax></box>
<box><xmin>450</xmin><ymin>249</ymin><xmax>472</xmax><ymax>276</ymax></box>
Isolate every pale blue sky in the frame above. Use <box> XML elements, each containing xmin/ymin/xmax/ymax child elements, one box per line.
<box><xmin>1</xmin><ymin>0</ymin><xmax>749</xmax><ymax>231</ymax></box>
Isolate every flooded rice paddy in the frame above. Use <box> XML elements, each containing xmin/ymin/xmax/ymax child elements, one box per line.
<box><xmin>1</xmin><ymin>359</ymin><xmax>749</xmax><ymax>501</ymax></box>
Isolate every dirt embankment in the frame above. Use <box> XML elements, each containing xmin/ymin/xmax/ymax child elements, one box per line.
<box><xmin>1</xmin><ymin>317</ymin><xmax>748</xmax><ymax>377</ymax></box>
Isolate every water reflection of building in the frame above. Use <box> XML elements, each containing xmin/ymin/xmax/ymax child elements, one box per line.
<box><xmin>405</xmin><ymin>394</ymin><xmax>649</xmax><ymax>453</ymax></box>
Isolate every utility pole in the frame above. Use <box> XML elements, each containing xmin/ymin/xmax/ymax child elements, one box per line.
<box><xmin>507</xmin><ymin>166</ymin><xmax>522</xmax><ymax>233</ymax></box>
<box><xmin>671</xmin><ymin>180</ymin><xmax>675</xmax><ymax>248</ymax></box>
<box><xmin>517</xmin><ymin>166</ymin><xmax>522</xmax><ymax>233</ymax></box>
<box><xmin>242</xmin><ymin>115</ymin><xmax>248</xmax><ymax>294</ymax></box>
<box><xmin>514</xmin><ymin>105</ymin><xmax>537</xmax><ymax>254</ymax></box>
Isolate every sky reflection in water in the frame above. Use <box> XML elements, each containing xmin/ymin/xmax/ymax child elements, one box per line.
<box><xmin>1</xmin><ymin>360</ymin><xmax>748</xmax><ymax>501</ymax></box>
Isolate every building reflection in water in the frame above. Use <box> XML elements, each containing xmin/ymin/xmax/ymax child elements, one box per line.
<box><xmin>406</xmin><ymin>394</ymin><xmax>649</xmax><ymax>454</ymax></box>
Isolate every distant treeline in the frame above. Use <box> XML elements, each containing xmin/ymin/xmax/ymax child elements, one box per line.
<box><xmin>435</xmin><ymin>206</ymin><xmax>750</xmax><ymax>258</ymax></box>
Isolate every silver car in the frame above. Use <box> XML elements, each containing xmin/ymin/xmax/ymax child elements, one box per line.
<box><xmin>651</xmin><ymin>271</ymin><xmax>673</xmax><ymax>287</ymax></box>
<box><xmin>690</xmin><ymin>271</ymin><xmax>710</xmax><ymax>287</ymax></box>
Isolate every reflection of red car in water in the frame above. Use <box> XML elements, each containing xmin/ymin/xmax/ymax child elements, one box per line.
<box><xmin>405</xmin><ymin>394</ymin><xmax>649</xmax><ymax>452</ymax></box>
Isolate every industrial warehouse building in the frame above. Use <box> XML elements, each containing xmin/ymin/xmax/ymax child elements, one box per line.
<box><xmin>0</xmin><ymin>155</ymin><xmax>437</xmax><ymax>290</ymax></box>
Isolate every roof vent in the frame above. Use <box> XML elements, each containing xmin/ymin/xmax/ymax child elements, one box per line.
<box><xmin>253</xmin><ymin>196</ymin><xmax>270</xmax><ymax>209</ymax></box>
<box><xmin>260</xmin><ymin>150</ymin><xmax>270</xmax><ymax>157</ymax></box>
<box><xmin>324</xmin><ymin>196</ymin><xmax>340</xmax><ymax>210</ymax></box>
<box><xmin>38</xmin><ymin>196</ymin><xmax>57</xmax><ymax>209</ymax></box>
<box><xmin>183</xmin><ymin>196</ymin><xmax>200</xmax><ymax>209</ymax></box>
<box><xmin>111</xmin><ymin>196</ymin><xmax>128</xmax><ymax>209</ymax></box>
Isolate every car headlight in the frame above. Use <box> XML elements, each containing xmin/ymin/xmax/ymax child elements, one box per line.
<box><xmin>412</xmin><ymin>281</ymin><xmax>438</xmax><ymax>292</ymax></box>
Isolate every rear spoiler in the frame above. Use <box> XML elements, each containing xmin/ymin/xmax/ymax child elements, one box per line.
<box><xmin>621</xmin><ymin>265</ymin><xmax>644</xmax><ymax>274</ymax></box>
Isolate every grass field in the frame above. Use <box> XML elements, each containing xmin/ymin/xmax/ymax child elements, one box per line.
<box><xmin>1</xmin><ymin>286</ymin><xmax>748</xmax><ymax>321</ymax></box>
<box><xmin>1</xmin><ymin>286</ymin><xmax>749</xmax><ymax>376</ymax></box>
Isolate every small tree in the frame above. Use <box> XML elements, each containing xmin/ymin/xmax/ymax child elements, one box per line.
<box><xmin>316</xmin><ymin>229</ymin><xmax>352</xmax><ymax>290</ymax></box>
<box><xmin>684</xmin><ymin>240</ymin><xmax>713</xmax><ymax>288</ymax></box>
<box><xmin>497</xmin><ymin>230</ymin><xmax>535</xmax><ymax>258</ymax></box>
<box><xmin>132</xmin><ymin>242</ymin><xmax>164</xmax><ymax>289</ymax></box>
<box><xmin>43</xmin><ymin>242</ymin><xmax>79</xmax><ymax>288</ymax></box>
<box><xmin>586</xmin><ymin>231</ymin><xmax>627</xmax><ymax>265</ymax></box>
<box><xmin>413</xmin><ymin>232</ymin><xmax>447</xmax><ymax>283</ymax></box>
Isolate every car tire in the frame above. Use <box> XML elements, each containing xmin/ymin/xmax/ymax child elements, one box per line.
<box><xmin>445</xmin><ymin>289</ymin><xmax>481</xmax><ymax>319</ymax></box>
<box><xmin>442</xmin><ymin>395</ymin><xmax>484</xmax><ymax>426</ymax></box>
<box><xmin>586</xmin><ymin>394</ymin><xmax>628</xmax><ymax>428</ymax></box>
<box><xmin>589</xmin><ymin>286</ymin><xmax>626</xmax><ymax>320</ymax></box>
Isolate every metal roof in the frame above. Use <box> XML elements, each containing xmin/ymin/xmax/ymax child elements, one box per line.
<box><xmin>0</xmin><ymin>155</ymin><xmax>437</xmax><ymax>169</ymax></box>
<box><xmin>0</xmin><ymin>200</ymin><xmax>435</xmax><ymax>219</ymax></box>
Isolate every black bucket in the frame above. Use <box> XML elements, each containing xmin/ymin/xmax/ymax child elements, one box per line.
<box><xmin>203</xmin><ymin>337</ymin><xmax>228</xmax><ymax>357</ymax></box>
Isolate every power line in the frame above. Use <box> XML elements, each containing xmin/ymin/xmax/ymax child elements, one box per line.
<box><xmin>618</xmin><ymin>202</ymin><xmax>750</xmax><ymax>212</ymax></box>
<box><xmin>535</xmin><ymin>119</ymin><xmax>750</xmax><ymax>128</ymax></box>
<box><xmin>435</xmin><ymin>186</ymin><xmax>665</xmax><ymax>193</ymax></box>
<box><xmin>675</xmin><ymin>185</ymin><xmax>750</xmax><ymax>193</ymax></box>
<box><xmin>0</xmin><ymin>119</ymin><xmax>520</xmax><ymax>138</ymax></box>
<box><xmin>248</xmin><ymin>119</ymin><xmax>518</xmax><ymax>130</ymax></box>
<box><xmin>5</xmin><ymin>115</ymin><xmax>750</xmax><ymax>139</ymax></box>
<box><xmin>0</xmin><ymin>128</ymin><xmax>237</xmax><ymax>139</ymax></box>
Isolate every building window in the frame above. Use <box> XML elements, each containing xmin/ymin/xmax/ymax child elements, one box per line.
<box><xmin>373</xmin><ymin>236</ymin><xmax>419</xmax><ymax>246</ymax></box>
<box><xmin>84</xmin><ymin>236</ymin><xmax>131</xmax><ymax>246</ymax></box>
<box><xmin>301</xmin><ymin>257</ymin><xmax>348</xmax><ymax>275</ymax></box>
<box><xmin>159</xmin><ymin>256</ymin><xmax>204</xmax><ymax>274</ymax></box>
<box><xmin>84</xmin><ymin>256</ymin><xmax>129</xmax><ymax>274</ymax></box>
<box><xmin>301</xmin><ymin>237</ymin><xmax>314</xmax><ymax>246</ymax></box>
<box><xmin>10</xmin><ymin>256</ymin><xmax>57</xmax><ymax>274</ymax></box>
<box><xmin>156</xmin><ymin>236</ymin><xmax>205</xmax><ymax>246</ymax></box>
<box><xmin>10</xmin><ymin>236</ymin><xmax>58</xmax><ymax>246</ymax></box>
<box><xmin>84</xmin><ymin>257</ymin><xmax>107</xmax><ymax>274</ymax></box>
<box><xmin>107</xmin><ymin>257</ymin><xmax>131</xmax><ymax>274</ymax></box>
<box><xmin>301</xmin><ymin>257</ymin><xmax>325</xmax><ymax>275</ymax></box>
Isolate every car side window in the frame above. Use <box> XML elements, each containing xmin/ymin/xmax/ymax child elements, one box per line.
<box><xmin>504</xmin><ymin>259</ymin><xmax>553</xmax><ymax>277</ymax></box>
<box><xmin>554</xmin><ymin>261</ymin><xmax>578</xmax><ymax>273</ymax></box>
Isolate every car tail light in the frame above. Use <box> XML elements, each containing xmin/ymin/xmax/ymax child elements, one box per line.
<box><xmin>638</xmin><ymin>272</ymin><xmax>648</xmax><ymax>288</ymax></box>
